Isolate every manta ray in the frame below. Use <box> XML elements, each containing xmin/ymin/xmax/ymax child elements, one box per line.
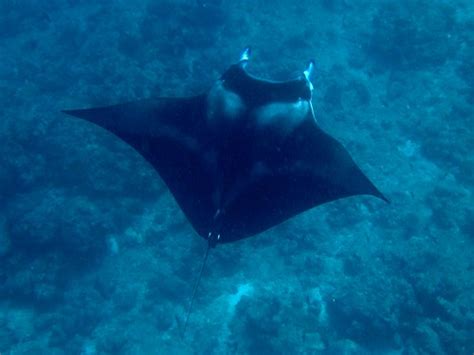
<box><xmin>64</xmin><ymin>48</ymin><xmax>387</xmax><ymax>331</ymax></box>
<box><xmin>64</xmin><ymin>48</ymin><xmax>386</xmax><ymax>245</ymax></box>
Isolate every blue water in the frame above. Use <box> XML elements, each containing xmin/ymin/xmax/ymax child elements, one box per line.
<box><xmin>1</xmin><ymin>0</ymin><xmax>473</xmax><ymax>354</ymax></box>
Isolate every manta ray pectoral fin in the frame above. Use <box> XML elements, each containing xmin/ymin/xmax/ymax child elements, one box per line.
<box><xmin>63</xmin><ymin>96</ymin><xmax>217</xmax><ymax>238</ymax></box>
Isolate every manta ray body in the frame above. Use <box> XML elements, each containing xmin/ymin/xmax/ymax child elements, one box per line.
<box><xmin>64</xmin><ymin>49</ymin><xmax>386</xmax><ymax>247</ymax></box>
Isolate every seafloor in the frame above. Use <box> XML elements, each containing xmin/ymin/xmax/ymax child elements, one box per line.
<box><xmin>1</xmin><ymin>0</ymin><xmax>473</xmax><ymax>354</ymax></box>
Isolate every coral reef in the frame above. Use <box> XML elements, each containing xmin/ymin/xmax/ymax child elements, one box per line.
<box><xmin>1</xmin><ymin>0</ymin><xmax>472</xmax><ymax>353</ymax></box>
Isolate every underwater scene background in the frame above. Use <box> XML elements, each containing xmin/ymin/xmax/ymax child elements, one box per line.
<box><xmin>1</xmin><ymin>0</ymin><xmax>473</xmax><ymax>353</ymax></box>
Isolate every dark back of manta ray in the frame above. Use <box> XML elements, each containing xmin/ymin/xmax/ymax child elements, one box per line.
<box><xmin>64</xmin><ymin>59</ymin><xmax>388</xmax><ymax>244</ymax></box>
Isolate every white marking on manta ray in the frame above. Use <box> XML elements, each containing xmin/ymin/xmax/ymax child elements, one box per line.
<box><xmin>207</xmin><ymin>80</ymin><xmax>245</xmax><ymax>124</ymax></box>
<box><xmin>255</xmin><ymin>99</ymin><xmax>310</xmax><ymax>134</ymax></box>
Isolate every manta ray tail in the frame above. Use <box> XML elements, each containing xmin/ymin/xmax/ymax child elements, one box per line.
<box><xmin>182</xmin><ymin>241</ymin><xmax>212</xmax><ymax>336</ymax></box>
